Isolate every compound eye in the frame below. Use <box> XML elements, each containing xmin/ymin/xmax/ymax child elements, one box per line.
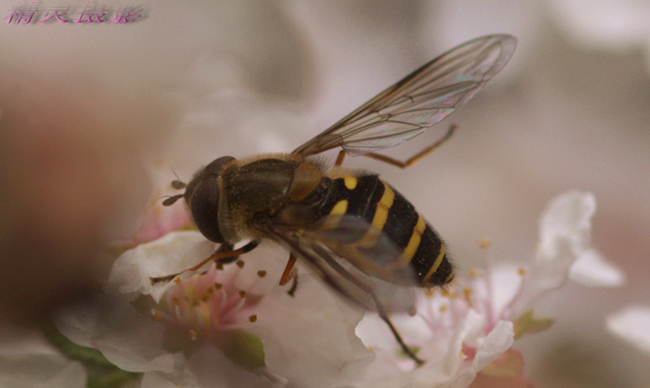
<box><xmin>204</xmin><ymin>156</ymin><xmax>235</xmax><ymax>177</ymax></box>
<box><xmin>189</xmin><ymin>178</ymin><xmax>225</xmax><ymax>243</ymax></box>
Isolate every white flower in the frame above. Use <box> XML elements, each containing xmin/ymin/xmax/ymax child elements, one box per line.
<box><xmin>56</xmin><ymin>231</ymin><xmax>372</xmax><ymax>388</ymax></box>
<box><xmin>506</xmin><ymin>191</ymin><xmax>623</xmax><ymax>316</ymax></box>
<box><xmin>606</xmin><ymin>306</ymin><xmax>650</xmax><ymax>354</ymax></box>
<box><xmin>354</xmin><ymin>190</ymin><xmax>620</xmax><ymax>388</ymax></box>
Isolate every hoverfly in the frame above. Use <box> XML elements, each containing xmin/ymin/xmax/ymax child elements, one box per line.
<box><xmin>156</xmin><ymin>35</ymin><xmax>516</xmax><ymax>365</ymax></box>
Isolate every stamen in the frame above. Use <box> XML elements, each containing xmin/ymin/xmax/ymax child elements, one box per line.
<box><xmin>154</xmin><ymin>262</ymin><xmax>263</xmax><ymax>342</ymax></box>
<box><xmin>196</xmin><ymin>300</ymin><xmax>212</xmax><ymax>329</ymax></box>
<box><xmin>408</xmin><ymin>307</ymin><xmax>417</xmax><ymax>317</ymax></box>
<box><xmin>479</xmin><ymin>238</ymin><xmax>491</xmax><ymax>249</ymax></box>
<box><xmin>518</xmin><ymin>267</ymin><xmax>527</xmax><ymax>276</ymax></box>
<box><xmin>463</xmin><ymin>287</ymin><xmax>473</xmax><ymax>306</ymax></box>
<box><xmin>236</xmin><ymin>260</ymin><xmax>245</xmax><ymax>268</ymax></box>
<box><xmin>220</xmin><ymin>294</ymin><xmax>247</xmax><ymax>322</ymax></box>
<box><xmin>468</xmin><ymin>268</ymin><xmax>479</xmax><ymax>278</ymax></box>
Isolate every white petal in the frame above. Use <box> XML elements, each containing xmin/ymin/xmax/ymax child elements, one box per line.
<box><xmin>538</xmin><ymin>190</ymin><xmax>596</xmax><ymax>259</ymax></box>
<box><xmin>510</xmin><ymin>191</ymin><xmax>597</xmax><ymax>313</ymax></box>
<box><xmin>606</xmin><ymin>306</ymin><xmax>650</xmax><ymax>354</ymax></box>
<box><xmin>107</xmin><ymin>231</ymin><xmax>216</xmax><ymax>303</ymax></box>
<box><xmin>448</xmin><ymin>320</ymin><xmax>515</xmax><ymax>388</ymax></box>
<box><xmin>187</xmin><ymin>344</ymin><xmax>276</xmax><ymax>388</ymax></box>
<box><xmin>55</xmin><ymin>295</ymin><xmax>178</xmax><ymax>374</ymax></box>
<box><xmin>141</xmin><ymin>372</ymin><xmax>200</xmax><ymax>388</ymax></box>
<box><xmin>250</xmin><ymin>268</ymin><xmax>373</xmax><ymax>388</ymax></box>
<box><xmin>418</xmin><ymin>310</ymin><xmax>487</xmax><ymax>386</ymax></box>
<box><xmin>485</xmin><ymin>265</ymin><xmax>524</xmax><ymax>317</ymax></box>
<box><xmin>570</xmin><ymin>248</ymin><xmax>626</xmax><ymax>287</ymax></box>
<box><xmin>0</xmin><ymin>352</ymin><xmax>87</xmax><ymax>388</ymax></box>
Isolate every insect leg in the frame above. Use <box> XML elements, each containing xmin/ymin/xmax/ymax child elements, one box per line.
<box><xmin>279</xmin><ymin>253</ymin><xmax>298</xmax><ymax>286</ymax></box>
<box><xmin>370</xmin><ymin>293</ymin><xmax>423</xmax><ymax>365</ymax></box>
<box><xmin>150</xmin><ymin>240</ymin><xmax>259</xmax><ymax>284</ymax></box>
<box><xmin>363</xmin><ymin>124</ymin><xmax>456</xmax><ymax>169</ymax></box>
<box><xmin>312</xmin><ymin>246</ymin><xmax>425</xmax><ymax>365</ymax></box>
<box><xmin>214</xmin><ymin>242</ymin><xmax>240</xmax><ymax>264</ymax></box>
<box><xmin>280</xmin><ymin>253</ymin><xmax>300</xmax><ymax>297</ymax></box>
<box><xmin>288</xmin><ymin>273</ymin><xmax>299</xmax><ymax>297</ymax></box>
<box><xmin>264</xmin><ymin>227</ymin><xmax>424</xmax><ymax>364</ymax></box>
<box><xmin>334</xmin><ymin>150</ymin><xmax>346</xmax><ymax>166</ymax></box>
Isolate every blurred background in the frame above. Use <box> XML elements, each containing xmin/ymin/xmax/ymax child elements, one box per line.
<box><xmin>0</xmin><ymin>1</ymin><xmax>648</xmax><ymax>387</ymax></box>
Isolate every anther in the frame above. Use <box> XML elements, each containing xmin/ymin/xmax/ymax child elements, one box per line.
<box><xmin>463</xmin><ymin>287</ymin><xmax>472</xmax><ymax>304</ymax></box>
<box><xmin>479</xmin><ymin>238</ymin><xmax>491</xmax><ymax>249</ymax></box>
<box><xmin>249</xmin><ymin>314</ymin><xmax>257</xmax><ymax>323</ymax></box>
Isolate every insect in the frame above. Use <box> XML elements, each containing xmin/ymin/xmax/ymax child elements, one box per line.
<box><xmin>156</xmin><ymin>35</ymin><xmax>516</xmax><ymax>365</ymax></box>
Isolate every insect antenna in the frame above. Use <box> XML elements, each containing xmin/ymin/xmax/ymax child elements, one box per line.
<box><xmin>170</xmin><ymin>168</ymin><xmax>187</xmax><ymax>190</ymax></box>
<box><xmin>161</xmin><ymin>194</ymin><xmax>184</xmax><ymax>206</ymax></box>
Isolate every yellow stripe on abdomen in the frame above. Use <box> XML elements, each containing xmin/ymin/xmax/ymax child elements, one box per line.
<box><xmin>422</xmin><ymin>244</ymin><xmax>446</xmax><ymax>283</ymax></box>
<box><xmin>359</xmin><ymin>182</ymin><xmax>394</xmax><ymax>248</ymax></box>
<box><xmin>344</xmin><ymin>176</ymin><xmax>358</xmax><ymax>190</ymax></box>
<box><xmin>330</xmin><ymin>199</ymin><xmax>348</xmax><ymax>215</ymax></box>
<box><xmin>402</xmin><ymin>215</ymin><xmax>426</xmax><ymax>263</ymax></box>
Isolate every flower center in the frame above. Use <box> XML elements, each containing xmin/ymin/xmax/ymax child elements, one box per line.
<box><xmin>151</xmin><ymin>262</ymin><xmax>264</xmax><ymax>340</ymax></box>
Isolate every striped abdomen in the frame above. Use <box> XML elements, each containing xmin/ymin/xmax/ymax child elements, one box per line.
<box><xmin>315</xmin><ymin>174</ymin><xmax>454</xmax><ymax>287</ymax></box>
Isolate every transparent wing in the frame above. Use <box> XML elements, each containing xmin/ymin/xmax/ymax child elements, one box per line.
<box><xmin>293</xmin><ymin>34</ymin><xmax>516</xmax><ymax>157</ymax></box>
<box><xmin>264</xmin><ymin>215</ymin><xmax>417</xmax><ymax>312</ymax></box>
